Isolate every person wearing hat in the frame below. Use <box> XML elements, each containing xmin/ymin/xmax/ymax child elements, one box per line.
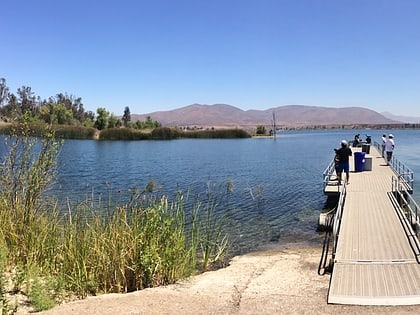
<box><xmin>385</xmin><ymin>134</ymin><xmax>395</xmax><ymax>165</ymax></box>
<box><xmin>381</xmin><ymin>134</ymin><xmax>387</xmax><ymax>157</ymax></box>
<box><xmin>334</xmin><ymin>139</ymin><xmax>353</xmax><ymax>185</ymax></box>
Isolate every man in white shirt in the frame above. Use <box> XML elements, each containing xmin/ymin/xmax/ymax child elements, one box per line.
<box><xmin>381</xmin><ymin>134</ymin><xmax>387</xmax><ymax>157</ymax></box>
<box><xmin>385</xmin><ymin>134</ymin><xmax>395</xmax><ymax>166</ymax></box>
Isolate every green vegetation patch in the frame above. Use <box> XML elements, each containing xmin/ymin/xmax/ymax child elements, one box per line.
<box><xmin>0</xmin><ymin>119</ymin><xmax>230</xmax><ymax>312</ymax></box>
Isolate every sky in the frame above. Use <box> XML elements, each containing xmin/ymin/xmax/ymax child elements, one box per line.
<box><xmin>1</xmin><ymin>0</ymin><xmax>420</xmax><ymax>117</ymax></box>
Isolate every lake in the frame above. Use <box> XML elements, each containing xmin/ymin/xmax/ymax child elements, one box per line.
<box><xmin>3</xmin><ymin>129</ymin><xmax>420</xmax><ymax>255</ymax></box>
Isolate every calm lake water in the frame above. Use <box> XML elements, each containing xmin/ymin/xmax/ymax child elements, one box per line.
<box><xmin>3</xmin><ymin>129</ymin><xmax>420</xmax><ymax>255</ymax></box>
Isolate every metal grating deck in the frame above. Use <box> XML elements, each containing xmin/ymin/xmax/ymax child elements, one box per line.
<box><xmin>328</xmin><ymin>146</ymin><xmax>420</xmax><ymax>305</ymax></box>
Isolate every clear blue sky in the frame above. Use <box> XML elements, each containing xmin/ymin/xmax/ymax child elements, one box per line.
<box><xmin>1</xmin><ymin>0</ymin><xmax>420</xmax><ymax>117</ymax></box>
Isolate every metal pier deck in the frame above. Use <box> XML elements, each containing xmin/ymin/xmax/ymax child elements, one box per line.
<box><xmin>327</xmin><ymin>145</ymin><xmax>420</xmax><ymax>305</ymax></box>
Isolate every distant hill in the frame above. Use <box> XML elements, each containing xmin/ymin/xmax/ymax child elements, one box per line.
<box><xmin>381</xmin><ymin>111</ymin><xmax>420</xmax><ymax>124</ymax></box>
<box><xmin>132</xmin><ymin>104</ymin><xmax>401</xmax><ymax>129</ymax></box>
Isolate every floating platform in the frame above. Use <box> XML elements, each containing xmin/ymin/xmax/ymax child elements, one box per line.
<box><xmin>323</xmin><ymin>144</ymin><xmax>420</xmax><ymax>305</ymax></box>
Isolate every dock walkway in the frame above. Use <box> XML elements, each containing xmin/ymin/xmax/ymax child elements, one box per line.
<box><xmin>326</xmin><ymin>145</ymin><xmax>420</xmax><ymax>305</ymax></box>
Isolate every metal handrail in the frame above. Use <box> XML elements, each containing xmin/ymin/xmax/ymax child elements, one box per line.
<box><xmin>331</xmin><ymin>180</ymin><xmax>347</xmax><ymax>260</ymax></box>
<box><xmin>392</xmin><ymin>158</ymin><xmax>414</xmax><ymax>193</ymax></box>
<box><xmin>392</xmin><ymin>176</ymin><xmax>420</xmax><ymax>235</ymax></box>
<box><xmin>374</xmin><ymin>140</ymin><xmax>414</xmax><ymax>193</ymax></box>
<box><xmin>322</xmin><ymin>159</ymin><xmax>336</xmax><ymax>191</ymax></box>
<box><xmin>390</xmin><ymin>176</ymin><xmax>420</xmax><ymax>263</ymax></box>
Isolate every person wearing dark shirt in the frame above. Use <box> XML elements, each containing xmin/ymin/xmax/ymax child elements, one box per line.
<box><xmin>334</xmin><ymin>140</ymin><xmax>353</xmax><ymax>185</ymax></box>
<box><xmin>353</xmin><ymin>134</ymin><xmax>360</xmax><ymax>147</ymax></box>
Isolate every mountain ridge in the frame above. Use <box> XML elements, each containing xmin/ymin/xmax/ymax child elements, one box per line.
<box><xmin>132</xmin><ymin>104</ymin><xmax>401</xmax><ymax>128</ymax></box>
<box><xmin>381</xmin><ymin>111</ymin><xmax>420</xmax><ymax>124</ymax></box>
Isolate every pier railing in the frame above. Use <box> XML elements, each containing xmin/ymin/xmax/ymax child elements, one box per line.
<box><xmin>390</xmin><ymin>175</ymin><xmax>420</xmax><ymax>263</ymax></box>
<box><xmin>322</xmin><ymin>159</ymin><xmax>336</xmax><ymax>191</ymax></box>
<box><xmin>331</xmin><ymin>181</ymin><xmax>347</xmax><ymax>259</ymax></box>
<box><xmin>374</xmin><ymin>141</ymin><xmax>414</xmax><ymax>193</ymax></box>
<box><xmin>391</xmin><ymin>158</ymin><xmax>414</xmax><ymax>193</ymax></box>
<box><xmin>391</xmin><ymin>176</ymin><xmax>420</xmax><ymax>236</ymax></box>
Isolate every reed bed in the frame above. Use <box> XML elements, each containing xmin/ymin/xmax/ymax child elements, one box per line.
<box><xmin>182</xmin><ymin>128</ymin><xmax>251</xmax><ymax>139</ymax></box>
<box><xmin>0</xmin><ymin>121</ymin><xmax>229</xmax><ymax>312</ymax></box>
<box><xmin>99</xmin><ymin>128</ymin><xmax>151</xmax><ymax>140</ymax></box>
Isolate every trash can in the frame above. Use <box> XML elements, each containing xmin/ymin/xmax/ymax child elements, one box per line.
<box><xmin>362</xmin><ymin>144</ymin><xmax>370</xmax><ymax>154</ymax></box>
<box><xmin>354</xmin><ymin>152</ymin><xmax>366</xmax><ymax>172</ymax></box>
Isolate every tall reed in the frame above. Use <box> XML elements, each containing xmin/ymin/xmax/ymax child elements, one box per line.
<box><xmin>0</xmin><ymin>119</ymin><xmax>62</xmax><ymax>267</ymax></box>
<box><xmin>57</xmin><ymin>195</ymin><xmax>193</xmax><ymax>296</ymax></box>
<box><xmin>0</xmin><ymin>119</ymin><xmax>230</xmax><ymax>310</ymax></box>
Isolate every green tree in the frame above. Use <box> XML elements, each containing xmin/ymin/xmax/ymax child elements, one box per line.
<box><xmin>145</xmin><ymin>116</ymin><xmax>154</xmax><ymax>128</ymax></box>
<box><xmin>17</xmin><ymin>86</ymin><xmax>39</xmax><ymax>117</ymax></box>
<box><xmin>40</xmin><ymin>103</ymin><xmax>74</xmax><ymax>125</ymax></box>
<box><xmin>94</xmin><ymin>107</ymin><xmax>109</xmax><ymax>130</ymax></box>
<box><xmin>1</xmin><ymin>93</ymin><xmax>19</xmax><ymax>120</ymax></box>
<box><xmin>83</xmin><ymin>111</ymin><xmax>95</xmax><ymax>127</ymax></box>
<box><xmin>145</xmin><ymin>116</ymin><xmax>161</xmax><ymax>128</ymax></box>
<box><xmin>108</xmin><ymin>113</ymin><xmax>119</xmax><ymax>129</ymax></box>
<box><xmin>39</xmin><ymin>103</ymin><xmax>55</xmax><ymax>124</ymax></box>
<box><xmin>256</xmin><ymin>125</ymin><xmax>266</xmax><ymax>135</ymax></box>
<box><xmin>55</xmin><ymin>104</ymin><xmax>73</xmax><ymax>124</ymax></box>
<box><xmin>122</xmin><ymin>106</ymin><xmax>131</xmax><ymax>127</ymax></box>
<box><xmin>52</xmin><ymin>93</ymin><xmax>86</xmax><ymax>124</ymax></box>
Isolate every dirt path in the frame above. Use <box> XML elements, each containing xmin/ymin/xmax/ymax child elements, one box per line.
<box><xmin>38</xmin><ymin>244</ymin><xmax>420</xmax><ymax>315</ymax></box>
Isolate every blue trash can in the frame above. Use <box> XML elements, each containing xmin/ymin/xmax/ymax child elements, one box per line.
<box><xmin>354</xmin><ymin>152</ymin><xmax>366</xmax><ymax>172</ymax></box>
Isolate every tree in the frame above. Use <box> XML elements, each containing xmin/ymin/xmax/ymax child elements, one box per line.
<box><xmin>132</xmin><ymin>116</ymin><xmax>161</xmax><ymax>130</ymax></box>
<box><xmin>1</xmin><ymin>93</ymin><xmax>19</xmax><ymax>120</ymax></box>
<box><xmin>122</xmin><ymin>106</ymin><xmax>131</xmax><ymax>127</ymax></box>
<box><xmin>40</xmin><ymin>102</ymin><xmax>74</xmax><ymax>125</ymax></box>
<box><xmin>94</xmin><ymin>107</ymin><xmax>109</xmax><ymax>130</ymax></box>
<box><xmin>0</xmin><ymin>77</ymin><xmax>9</xmax><ymax>107</ymax></box>
<box><xmin>17</xmin><ymin>86</ymin><xmax>38</xmax><ymax>116</ymax></box>
<box><xmin>108</xmin><ymin>113</ymin><xmax>119</xmax><ymax>128</ymax></box>
<box><xmin>84</xmin><ymin>111</ymin><xmax>95</xmax><ymax>127</ymax></box>
<box><xmin>256</xmin><ymin>125</ymin><xmax>266</xmax><ymax>135</ymax></box>
<box><xmin>52</xmin><ymin>93</ymin><xmax>86</xmax><ymax>124</ymax></box>
<box><xmin>55</xmin><ymin>104</ymin><xmax>74</xmax><ymax>125</ymax></box>
<box><xmin>39</xmin><ymin>102</ymin><xmax>55</xmax><ymax>124</ymax></box>
<box><xmin>145</xmin><ymin>116</ymin><xmax>161</xmax><ymax>128</ymax></box>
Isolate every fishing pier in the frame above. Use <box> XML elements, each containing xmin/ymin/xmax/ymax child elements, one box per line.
<box><xmin>320</xmin><ymin>142</ymin><xmax>420</xmax><ymax>305</ymax></box>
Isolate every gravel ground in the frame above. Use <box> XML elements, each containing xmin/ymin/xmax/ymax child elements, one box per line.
<box><xmin>36</xmin><ymin>243</ymin><xmax>420</xmax><ymax>315</ymax></box>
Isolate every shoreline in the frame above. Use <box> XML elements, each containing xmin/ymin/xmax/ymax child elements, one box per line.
<box><xmin>38</xmin><ymin>243</ymin><xmax>420</xmax><ymax>315</ymax></box>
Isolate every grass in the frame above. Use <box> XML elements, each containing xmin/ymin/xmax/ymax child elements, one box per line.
<box><xmin>0</xmin><ymin>119</ymin><xmax>230</xmax><ymax>311</ymax></box>
<box><xmin>0</xmin><ymin>123</ymin><xmax>251</xmax><ymax>140</ymax></box>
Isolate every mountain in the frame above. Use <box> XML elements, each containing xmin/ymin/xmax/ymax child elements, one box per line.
<box><xmin>381</xmin><ymin>111</ymin><xmax>420</xmax><ymax>124</ymax></box>
<box><xmin>132</xmin><ymin>104</ymin><xmax>400</xmax><ymax>129</ymax></box>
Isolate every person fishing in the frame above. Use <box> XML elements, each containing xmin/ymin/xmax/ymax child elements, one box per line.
<box><xmin>385</xmin><ymin>134</ymin><xmax>395</xmax><ymax>166</ymax></box>
<box><xmin>334</xmin><ymin>140</ymin><xmax>353</xmax><ymax>185</ymax></box>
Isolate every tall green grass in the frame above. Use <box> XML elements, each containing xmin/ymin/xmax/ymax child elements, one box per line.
<box><xmin>0</xmin><ymin>118</ymin><xmax>230</xmax><ymax>310</ymax></box>
<box><xmin>181</xmin><ymin>128</ymin><xmax>251</xmax><ymax>139</ymax></box>
<box><xmin>99</xmin><ymin>128</ymin><xmax>151</xmax><ymax>140</ymax></box>
<box><xmin>57</xmin><ymin>195</ymin><xmax>193</xmax><ymax>296</ymax></box>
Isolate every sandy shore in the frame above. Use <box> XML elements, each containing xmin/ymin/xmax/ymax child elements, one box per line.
<box><xmin>37</xmin><ymin>243</ymin><xmax>420</xmax><ymax>315</ymax></box>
